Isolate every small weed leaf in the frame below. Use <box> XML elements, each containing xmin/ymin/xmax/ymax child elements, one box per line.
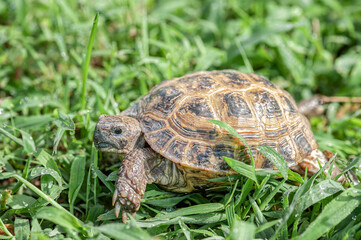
<box><xmin>20</xmin><ymin>130</ymin><xmax>36</xmax><ymax>154</ymax></box>
<box><xmin>29</xmin><ymin>167</ymin><xmax>62</xmax><ymax>187</ymax></box>
<box><xmin>286</xmin><ymin>170</ymin><xmax>304</xmax><ymax>183</ymax></box>
<box><xmin>53</xmin><ymin>111</ymin><xmax>75</xmax><ymax>154</ymax></box>
<box><xmin>105</xmin><ymin>171</ymin><xmax>118</xmax><ymax>181</ymax></box>
<box><xmin>53</xmin><ymin>111</ymin><xmax>75</xmax><ymax>131</ymax></box>
<box><xmin>35</xmin><ymin>150</ymin><xmax>61</xmax><ymax>176</ymax></box>
<box><xmin>53</xmin><ymin>128</ymin><xmax>65</xmax><ymax>155</ymax></box>
<box><xmin>69</xmin><ymin>155</ymin><xmax>86</xmax><ymax>213</ymax></box>
<box><xmin>8</xmin><ymin>195</ymin><xmax>36</xmax><ymax>210</ymax></box>
<box><xmin>14</xmin><ymin>218</ymin><xmax>30</xmax><ymax>240</ymax></box>
<box><xmin>0</xmin><ymin>172</ymin><xmax>15</xmax><ymax>180</ymax></box>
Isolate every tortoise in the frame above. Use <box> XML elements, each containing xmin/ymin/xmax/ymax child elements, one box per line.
<box><xmin>93</xmin><ymin>70</ymin><xmax>346</xmax><ymax>223</ymax></box>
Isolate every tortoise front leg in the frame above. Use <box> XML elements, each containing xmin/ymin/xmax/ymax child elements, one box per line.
<box><xmin>113</xmin><ymin>148</ymin><xmax>156</xmax><ymax>223</ymax></box>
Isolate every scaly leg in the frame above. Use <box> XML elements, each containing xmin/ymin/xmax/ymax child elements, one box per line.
<box><xmin>299</xmin><ymin>149</ymin><xmax>358</xmax><ymax>184</ymax></box>
<box><xmin>113</xmin><ymin>148</ymin><xmax>156</xmax><ymax>223</ymax></box>
<box><xmin>113</xmin><ymin>148</ymin><xmax>189</xmax><ymax>223</ymax></box>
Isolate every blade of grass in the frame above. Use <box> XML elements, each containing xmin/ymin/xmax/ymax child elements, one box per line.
<box><xmin>256</xmin><ymin>145</ymin><xmax>288</xmax><ymax>179</ymax></box>
<box><xmin>81</xmin><ymin>13</ymin><xmax>99</xmax><ymax>110</ymax></box>
<box><xmin>91</xmin><ymin>145</ymin><xmax>99</xmax><ymax>205</ymax></box>
<box><xmin>5</xmin><ymin>173</ymin><xmax>82</xmax><ymax>227</ymax></box>
<box><xmin>0</xmin><ymin>127</ymin><xmax>23</xmax><ymax>146</ymax></box>
<box><xmin>295</xmin><ymin>179</ymin><xmax>344</xmax><ymax>214</ymax></box>
<box><xmin>235</xmin><ymin>178</ymin><xmax>254</xmax><ymax>208</ymax></box>
<box><xmin>259</xmin><ymin>178</ymin><xmax>286</xmax><ymax>211</ymax></box>
<box><xmin>178</xmin><ymin>219</ymin><xmax>192</xmax><ymax>240</ymax></box>
<box><xmin>92</xmin><ymin>166</ymin><xmax>115</xmax><ymax>193</ymax></box>
<box><xmin>0</xmin><ymin>218</ymin><xmax>13</xmax><ymax>238</ymax></box>
<box><xmin>135</xmin><ymin>213</ymin><xmax>227</xmax><ymax>228</ymax></box>
<box><xmin>36</xmin><ymin>207</ymin><xmax>83</xmax><ymax>232</ymax></box>
<box><xmin>96</xmin><ymin>223</ymin><xmax>153</xmax><ymax>240</ymax></box>
<box><xmin>207</xmin><ymin>119</ymin><xmax>255</xmax><ymax>168</ymax></box>
<box><xmin>86</xmin><ymin>164</ymin><xmax>92</xmax><ymax>217</ymax></box>
<box><xmin>295</xmin><ymin>184</ymin><xmax>361</xmax><ymax>240</ymax></box>
<box><xmin>153</xmin><ymin>203</ymin><xmax>224</xmax><ymax>220</ymax></box>
<box><xmin>223</xmin><ymin>157</ymin><xmax>257</xmax><ymax>182</ymax></box>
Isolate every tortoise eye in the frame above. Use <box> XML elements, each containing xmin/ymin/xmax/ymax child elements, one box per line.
<box><xmin>114</xmin><ymin>128</ymin><xmax>122</xmax><ymax>135</ymax></box>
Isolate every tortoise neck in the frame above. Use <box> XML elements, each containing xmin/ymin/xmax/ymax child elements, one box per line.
<box><xmin>134</xmin><ymin>133</ymin><xmax>146</xmax><ymax>149</ymax></box>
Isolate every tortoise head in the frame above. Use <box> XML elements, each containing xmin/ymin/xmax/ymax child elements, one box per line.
<box><xmin>93</xmin><ymin>115</ymin><xmax>142</xmax><ymax>154</ymax></box>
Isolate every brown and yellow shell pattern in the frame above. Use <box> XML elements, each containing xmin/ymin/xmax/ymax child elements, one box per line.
<box><xmin>138</xmin><ymin>70</ymin><xmax>317</xmax><ymax>173</ymax></box>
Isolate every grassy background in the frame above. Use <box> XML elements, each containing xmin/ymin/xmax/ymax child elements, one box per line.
<box><xmin>1</xmin><ymin>0</ymin><xmax>361</xmax><ymax>239</ymax></box>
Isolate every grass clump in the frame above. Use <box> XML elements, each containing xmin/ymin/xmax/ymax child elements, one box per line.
<box><xmin>1</xmin><ymin>0</ymin><xmax>361</xmax><ymax>239</ymax></box>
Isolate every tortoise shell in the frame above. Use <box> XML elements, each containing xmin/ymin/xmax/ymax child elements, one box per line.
<box><xmin>127</xmin><ymin>70</ymin><xmax>317</xmax><ymax>173</ymax></box>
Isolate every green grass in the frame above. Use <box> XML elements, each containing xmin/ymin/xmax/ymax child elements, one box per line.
<box><xmin>1</xmin><ymin>0</ymin><xmax>361</xmax><ymax>239</ymax></box>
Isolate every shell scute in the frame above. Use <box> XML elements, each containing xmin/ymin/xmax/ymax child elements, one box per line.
<box><xmin>183</xmin><ymin>74</ymin><xmax>217</xmax><ymax>91</ymax></box>
<box><xmin>213</xmin><ymin>70</ymin><xmax>252</xmax><ymax>87</ymax></box>
<box><xmin>145</xmin><ymin>86</ymin><xmax>183</xmax><ymax>117</ymax></box>
<box><xmin>167</xmin><ymin>139</ymin><xmax>188</xmax><ymax>162</ymax></box>
<box><xmin>293</xmin><ymin>130</ymin><xmax>312</xmax><ymax>157</ymax></box>
<box><xmin>278</xmin><ymin>138</ymin><xmax>298</xmax><ymax>167</ymax></box>
<box><xmin>223</xmin><ymin>92</ymin><xmax>253</xmax><ymax>118</ymax></box>
<box><xmin>249</xmin><ymin>73</ymin><xmax>277</xmax><ymax>89</ymax></box>
<box><xmin>179</xmin><ymin>97</ymin><xmax>215</xmax><ymax>118</ymax></box>
<box><xmin>213</xmin><ymin>144</ymin><xmax>237</xmax><ymax>160</ymax></box>
<box><xmin>142</xmin><ymin>116</ymin><xmax>165</xmax><ymax>132</ymax></box>
<box><xmin>187</xmin><ymin>142</ymin><xmax>213</xmax><ymax>168</ymax></box>
<box><xmin>147</xmin><ymin>129</ymin><xmax>174</xmax><ymax>151</ymax></box>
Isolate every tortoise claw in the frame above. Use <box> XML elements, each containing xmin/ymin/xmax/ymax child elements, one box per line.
<box><xmin>114</xmin><ymin>201</ymin><xmax>121</xmax><ymax>218</ymax></box>
<box><xmin>113</xmin><ymin>181</ymin><xmax>142</xmax><ymax>223</ymax></box>
<box><xmin>112</xmin><ymin>190</ymin><xmax>118</xmax><ymax>206</ymax></box>
<box><xmin>122</xmin><ymin>211</ymin><xmax>128</xmax><ymax>224</ymax></box>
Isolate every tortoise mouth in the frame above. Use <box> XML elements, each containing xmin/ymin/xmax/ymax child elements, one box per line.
<box><xmin>94</xmin><ymin>142</ymin><xmax>121</xmax><ymax>153</ymax></box>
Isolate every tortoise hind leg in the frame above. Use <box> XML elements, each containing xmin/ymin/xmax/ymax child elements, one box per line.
<box><xmin>298</xmin><ymin>149</ymin><xmax>358</xmax><ymax>184</ymax></box>
<box><xmin>298</xmin><ymin>149</ymin><xmax>334</xmax><ymax>176</ymax></box>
